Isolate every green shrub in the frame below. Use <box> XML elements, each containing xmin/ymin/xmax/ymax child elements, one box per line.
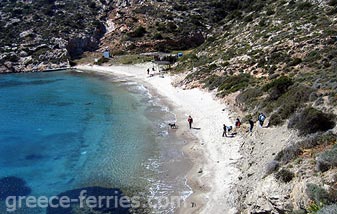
<box><xmin>316</xmin><ymin>144</ymin><xmax>337</xmax><ymax>172</ymax></box>
<box><xmin>275</xmin><ymin>169</ymin><xmax>294</xmax><ymax>183</ymax></box>
<box><xmin>305</xmin><ymin>50</ymin><xmax>322</xmax><ymax>63</ymax></box>
<box><xmin>328</xmin><ymin>0</ymin><xmax>337</xmax><ymax>6</ymax></box>
<box><xmin>297</xmin><ymin>2</ymin><xmax>312</xmax><ymax>10</ymax></box>
<box><xmin>203</xmin><ymin>75</ymin><xmax>225</xmax><ymax>90</ymax></box>
<box><xmin>275</xmin><ymin>133</ymin><xmax>337</xmax><ymax>164</ymax></box>
<box><xmin>306</xmin><ymin>184</ymin><xmax>331</xmax><ymax>204</ymax></box>
<box><xmin>275</xmin><ymin>146</ymin><xmax>302</xmax><ymax>164</ymax></box>
<box><xmin>152</xmin><ymin>33</ymin><xmax>163</xmax><ymax>40</ymax></box>
<box><xmin>269</xmin><ymin>113</ymin><xmax>284</xmax><ymax>126</ymax></box>
<box><xmin>307</xmin><ymin>201</ymin><xmax>324</xmax><ymax>214</ymax></box>
<box><xmin>317</xmin><ymin>204</ymin><xmax>337</xmax><ymax>214</ymax></box>
<box><xmin>236</xmin><ymin>88</ymin><xmax>263</xmax><ymax>105</ymax></box>
<box><xmin>288</xmin><ymin>107</ymin><xmax>336</xmax><ymax>136</ymax></box>
<box><xmin>297</xmin><ymin>132</ymin><xmax>336</xmax><ymax>149</ymax></box>
<box><xmin>217</xmin><ymin>74</ymin><xmax>253</xmax><ymax>97</ymax></box>
<box><xmin>266</xmin><ymin>8</ymin><xmax>275</xmax><ymax>16</ymax></box>
<box><xmin>243</xmin><ymin>15</ymin><xmax>253</xmax><ymax>22</ymax></box>
<box><xmin>263</xmin><ymin>76</ymin><xmax>293</xmax><ymax>93</ymax></box>
<box><xmin>127</xmin><ymin>26</ymin><xmax>146</xmax><ymax>38</ymax></box>
<box><xmin>288</xmin><ymin>58</ymin><xmax>302</xmax><ymax>67</ymax></box>
<box><xmin>261</xmin><ymin>83</ymin><xmax>312</xmax><ymax>121</ymax></box>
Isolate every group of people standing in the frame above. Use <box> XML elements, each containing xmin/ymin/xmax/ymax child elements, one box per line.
<box><xmin>186</xmin><ymin>112</ymin><xmax>267</xmax><ymax>138</ymax></box>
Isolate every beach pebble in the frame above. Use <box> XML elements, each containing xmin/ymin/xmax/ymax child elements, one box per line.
<box><xmin>198</xmin><ymin>168</ymin><xmax>203</xmax><ymax>173</ymax></box>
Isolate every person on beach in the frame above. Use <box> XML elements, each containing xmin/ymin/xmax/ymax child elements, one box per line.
<box><xmin>258</xmin><ymin>113</ymin><xmax>266</xmax><ymax>127</ymax></box>
<box><xmin>147</xmin><ymin>68</ymin><xmax>150</xmax><ymax>75</ymax></box>
<box><xmin>248</xmin><ymin>119</ymin><xmax>254</xmax><ymax>133</ymax></box>
<box><xmin>187</xmin><ymin>116</ymin><xmax>193</xmax><ymax>129</ymax></box>
<box><xmin>223</xmin><ymin>124</ymin><xmax>233</xmax><ymax>137</ymax></box>
<box><xmin>235</xmin><ymin>118</ymin><xmax>241</xmax><ymax>128</ymax></box>
<box><xmin>222</xmin><ymin>124</ymin><xmax>227</xmax><ymax>137</ymax></box>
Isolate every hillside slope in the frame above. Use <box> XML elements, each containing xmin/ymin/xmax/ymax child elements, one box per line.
<box><xmin>173</xmin><ymin>0</ymin><xmax>337</xmax><ymax>213</ymax></box>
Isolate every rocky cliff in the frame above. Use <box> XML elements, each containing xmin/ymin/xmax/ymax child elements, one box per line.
<box><xmin>0</xmin><ymin>0</ymin><xmax>107</xmax><ymax>72</ymax></box>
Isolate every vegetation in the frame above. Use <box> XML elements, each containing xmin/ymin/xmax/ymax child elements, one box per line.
<box><xmin>317</xmin><ymin>204</ymin><xmax>337</xmax><ymax>214</ymax></box>
<box><xmin>316</xmin><ymin>144</ymin><xmax>337</xmax><ymax>172</ymax></box>
<box><xmin>275</xmin><ymin>169</ymin><xmax>294</xmax><ymax>183</ymax></box>
<box><xmin>306</xmin><ymin>184</ymin><xmax>332</xmax><ymax>205</ymax></box>
<box><xmin>288</xmin><ymin>107</ymin><xmax>336</xmax><ymax>135</ymax></box>
<box><xmin>128</xmin><ymin>26</ymin><xmax>147</xmax><ymax>38</ymax></box>
<box><xmin>275</xmin><ymin>133</ymin><xmax>337</xmax><ymax>164</ymax></box>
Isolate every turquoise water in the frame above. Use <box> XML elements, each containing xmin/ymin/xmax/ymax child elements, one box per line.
<box><xmin>0</xmin><ymin>70</ymin><xmax>191</xmax><ymax>213</ymax></box>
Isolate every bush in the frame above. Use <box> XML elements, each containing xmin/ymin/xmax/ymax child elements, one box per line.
<box><xmin>236</xmin><ymin>88</ymin><xmax>263</xmax><ymax>105</ymax></box>
<box><xmin>306</xmin><ymin>184</ymin><xmax>331</xmax><ymax>204</ymax></box>
<box><xmin>269</xmin><ymin>113</ymin><xmax>284</xmax><ymax>126</ymax></box>
<box><xmin>265</xmin><ymin>160</ymin><xmax>280</xmax><ymax>175</ymax></box>
<box><xmin>275</xmin><ymin>133</ymin><xmax>337</xmax><ymax>165</ymax></box>
<box><xmin>328</xmin><ymin>0</ymin><xmax>337</xmax><ymax>6</ymax></box>
<box><xmin>275</xmin><ymin>146</ymin><xmax>302</xmax><ymax>164</ymax></box>
<box><xmin>316</xmin><ymin>144</ymin><xmax>337</xmax><ymax>172</ymax></box>
<box><xmin>287</xmin><ymin>58</ymin><xmax>302</xmax><ymax>67</ymax></box>
<box><xmin>263</xmin><ymin>85</ymin><xmax>314</xmax><ymax>123</ymax></box>
<box><xmin>263</xmin><ymin>76</ymin><xmax>293</xmax><ymax>97</ymax></box>
<box><xmin>266</xmin><ymin>8</ymin><xmax>275</xmax><ymax>16</ymax></box>
<box><xmin>297</xmin><ymin>132</ymin><xmax>336</xmax><ymax>149</ymax></box>
<box><xmin>152</xmin><ymin>33</ymin><xmax>163</xmax><ymax>40</ymax></box>
<box><xmin>275</xmin><ymin>169</ymin><xmax>294</xmax><ymax>183</ymax></box>
<box><xmin>203</xmin><ymin>75</ymin><xmax>225</xmax><ymax>90</ymax></box>
<box><xmin>288</xmin><ymin>107</ymin><xmax>336</xmax><ymax>136</ymax></box>
<box><xmin>297</xmin><ymin>2</ymin><xmax>312</xmax><ymax>10</ymax></box>
<box><xmin>264</xmin><ymin>76</ymin><xmax>294</xmax><ymax>102</ymax></box>
<box><xmin>217</xmin><ymin>74</ymin><xmax>253</xmax><ymax>97</ymax></box>
<box><xmin>127</xmin><ymin>26</ymin><xmax>146</xmax><ymax>37</ymax></box>
<box><xmin>317</xmin><ymin>204</ymin><xmax>337</xmax><ymax>214</ymax></box>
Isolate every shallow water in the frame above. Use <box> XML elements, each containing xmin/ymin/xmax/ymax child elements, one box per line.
<box><xmin>0</xmin><ymin>70</ymin><xmax>191</xmax><ymax>213</ymax></box>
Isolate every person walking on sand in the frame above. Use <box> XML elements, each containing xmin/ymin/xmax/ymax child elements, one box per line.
<box><xmin>222</xmin><ymin>124</ymin><xmax>227</xmax><ymax>137</ymax></box>
<box><xmin>147</xmin><ymin>68</ymin><xmax>150</xmax><ymax>75</ymax></box>
<box><xmin>187</xmin><ymin>116</ymin><xmax>193</xmax><ymax>129</ymax></box>
<box><xmin>248</xmin><ymin>119</ymin><xmax>254</xmax><ymax>133</ymax></box>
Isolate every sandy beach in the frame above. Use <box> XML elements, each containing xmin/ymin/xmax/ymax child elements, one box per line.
<box><xmin>75</xmin><ymin>63</ymin><xmax>242</xmax><ymax>214</ymax></box>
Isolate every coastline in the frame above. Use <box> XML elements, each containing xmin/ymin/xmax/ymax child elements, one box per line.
<box><xmin>74</xmin><ymin>63</ymin><xmax>242</xmax><ymax>214</ymax></box>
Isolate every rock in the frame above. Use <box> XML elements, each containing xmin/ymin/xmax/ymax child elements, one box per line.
<box><xmin>290</xmin><ymin>182</ymin><xmax>311</xmax><ymax>210</ymax></box>
<box><xmin>19</xmin><ymin>29</ymin><xmax>34</xmax><ymax>38</ymax></box>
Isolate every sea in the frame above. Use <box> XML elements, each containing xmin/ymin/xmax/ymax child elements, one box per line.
<box><xmin>0</xmin><ymin>70</ymin><xmax>192</xmax><ymax>214</ymax></box>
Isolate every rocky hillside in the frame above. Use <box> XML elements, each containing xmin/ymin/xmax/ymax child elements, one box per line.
<box><xmin>0</xmin><ymin>0</ymin><xmax>108</xmax><ymax>72</ymax></box>
<box><xmin>0</xmin><ymin>0</ymin><xmax>336</xmax><ymax>213</ymax></box>
<box><xmin>98</xmin><ymin>0</ymin><xmax>261</xmax><ymax>54</ymax></box>
<box><xmin>172</xmin><ymin>0</ymin><xmax>337</xmax><ymax>213</ymax></box>
<box><xmin>1</xmin><ymin>0</ymin><xmax>233</xmax><ymax>72</ymax></box>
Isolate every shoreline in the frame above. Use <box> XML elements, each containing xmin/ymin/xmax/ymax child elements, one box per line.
<box><xmin>74</xmin><ymin>63</ymin><xmax>242</xmax><ymax>214</ymax></box>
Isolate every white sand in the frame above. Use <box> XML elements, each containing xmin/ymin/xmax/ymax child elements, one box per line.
<box><xmin>75</xmin><ymin>63</ymin><xmax>241</xmax><ymax>214</ymax></box>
